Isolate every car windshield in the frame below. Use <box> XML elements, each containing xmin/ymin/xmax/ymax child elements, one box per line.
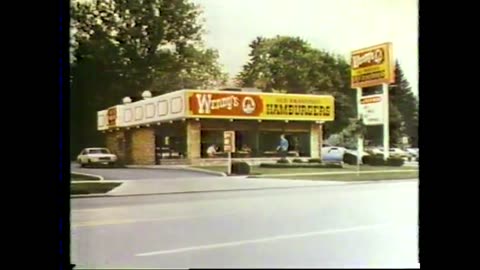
<box><xmin>88</xmin><ymin>149</ymin><xmax>109</xmax><ymax>154</ymax></box>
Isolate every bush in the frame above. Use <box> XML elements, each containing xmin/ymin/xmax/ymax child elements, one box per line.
<box><xmin>365</xmin><ymin>156</ymin><xmax>385</xmax><ymax>166</ymax></box>
<box><xmin>259</xmin><ymin>163</ymin><xmax>343</xmax><ymax>169</ymax></box>
<box><xmin>322</xmin><ymin>163</ymin><xmax>343</xmax><ymax>168</ymax></box>
<box><xmin>308</xmin><ymin>158</ymin><xmax>322</xmax><ymax>163</ymax></box>
<box><xmin>386</xmin><ymin>157</ymin><xmax>404</xmax><ymax>167</ymax></box>
<box><xmin>362</xmin><ymin>155</ymin><xmax>371</xmax><ymax>165</ymax></box>
<box><xmin>292</xmin><ymin>158</ymin><xmax>304</xmax><ymax>163</ymax></box>
<box><xmin>362</xmin><ymin>156</ymin><xmax>404</xmax><ymax>166</ymax></box>
<box><xmin>343</xmin><ymin>153</ymin><xmax>358</xmax><ymax>165</ymax></box>
<box><xmin>277</xmin><ymin>158</ymin><xmax>290</xmax><ymax>164</ymax></box>
<box><xmin>230</xmin><ymin>162</ymin><xmax>251</xmax><ymax>175</ymax></box>
<box><xmin>114</xmin><ymin>160</ymin><xmax>126</xmax><ymax>168</ymax></box>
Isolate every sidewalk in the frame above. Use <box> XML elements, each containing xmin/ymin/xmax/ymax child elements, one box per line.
<box><xmin>71</xmin><ymin>177</ymin><xmax>348</xmax><ymax>198</ymax></box>
<box><xmin>125</xmin><ymin>165</ymin><xmax>227</xmax><ymax>176</ymax></box>
<box><xmin>71</xmin><ymin>164</ymin><xmax>418</xmax><ymax>198</ymax></box>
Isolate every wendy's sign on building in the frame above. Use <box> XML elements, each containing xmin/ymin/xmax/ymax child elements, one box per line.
<box><xmin>187</xmin><ymin>91</ymin><xmax>334</xmax><ymax>121</ymax></box>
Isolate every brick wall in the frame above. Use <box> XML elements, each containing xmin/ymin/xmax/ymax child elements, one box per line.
<box><xmin>310</xmin><ymin>123</ymin><xmax>323</xmax><ymax>159</ymax></box>
<box><xmin>186</xmin><ymin>120</ymin><xmax>201</xmax><ymax>160</ymax></box>
<box><xmin>105</xmin><ymin>131</ymin><xmax>126</xmax><ymax>162</ymax></box>
<box><xmin>130</xmin><ymin>128</ymin><xmax>155</xmax><ymax>165</ymax></box>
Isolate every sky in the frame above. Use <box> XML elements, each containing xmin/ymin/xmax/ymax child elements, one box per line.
<box><xmin>192</xmin><ymin>0</ymin><xmax>418</xmax><ymax>96</ymax></box>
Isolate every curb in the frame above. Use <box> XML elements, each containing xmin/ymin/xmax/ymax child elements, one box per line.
<box><xmin>181</xmin><ymin>167</ymin><xmax>227</xmax><ymax>177</ymax></box>
<box><xmin>70</xmin><ymin>182</ymin><xmax>350</xmax><ymax>199</ymax></box>
<box><xmin>124</xmin><ymin>165</ymin><xmax>227</xmax><ymax>177</ymax></box>
<box><xmin>71</xmin><ymin>180</ymin><xmax>123</xmax><ymax>184</ymax></box>
<box><xmin>251</xmin><ymin>169</ymin><xmax>418</xmax><ymax>178</ymax></box>
<box><xmin>71</xmin><ymin>181</ymin><xmax>125</xmax><ymax>198</ymax></box>
<box><xmin>69</xmin><ymin>178</ymin><xmax>418</xmax><ymax>199</ymax></box>
<box><xmin>71</xmin><ymin>171</ymin><xmax>104</xmax><ymax>181</ymax></box>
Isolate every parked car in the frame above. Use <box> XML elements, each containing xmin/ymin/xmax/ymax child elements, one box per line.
<box><xmin>365</xmin><ymin>146</ymin><xmax>383</xmax><ymax>155</ymax></box>
<box><xmin>321</xmin><ymin>145</ymin><xmax>346</xmax><ymax>163</ymax></box>
<box><xmin>406</xmin><ymin>148</ymin><xmax>419</xmax><ymax>159</ymax></box>
<box><xmin>374</xmin><ymin>147</ymin><xmax>412</xmax><ymax>159</ymax></box>
<box><xmin>321</xmin><ymin>144</ymin><xmax>371</xmax><ymax>164</ymax></box>
<box><xmin>390</xmin><ymin>148</ymin><xmax>410</xmax><ymax>158</ymax></box>
<box><xmin>77</xmin><ymin>148</ymin><xmax>118</xmax><ymax>167</ymax></box>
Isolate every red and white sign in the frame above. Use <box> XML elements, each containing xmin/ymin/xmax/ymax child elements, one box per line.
<box><xmin>187</xmin><ymin>91</ymin><xmax>334</xmax><ymax>121</ymax></box>
<box><xmin>360</xmin><ymin>94</ymin><xmax>383</xmax><ymax>126</ymax></box>
<box><xmin>107</xmin><ymin>107</ymin><xmax>117</xmax><ymax>127</ymax></box>
<box><xmin>189</xmin><ymin>92</ymin><xmax>264</xmax><ymax>118</ymax></box>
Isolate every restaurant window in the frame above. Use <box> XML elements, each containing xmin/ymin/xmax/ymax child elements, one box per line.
<box><xmin>258</xmin><ymin>131</ymin><xmax>310</xmax><ymax>157</ymax></box>
<box><xmin>233</xmin><ymin>131</ymin><xmax>255</xmax><ymax>157</ymax></box>
<box><xmin>155</xmin><ymin>125</ymin><xmax>186</xmax><ymax>161</ymax></box>
<box><xmin>200</xmin><ymin>130</ymin><xmax>225</xmax><ymax>158</ymax></box>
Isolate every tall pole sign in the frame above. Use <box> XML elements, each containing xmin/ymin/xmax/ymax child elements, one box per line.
<box><xmin>224</xmin><ymin>131</ymin><xmax>235</xmax><ymax>175</ymax></box>
<box><xmin>351</xmin><ymin>43</ymin><xmax>395</xmax><ymax>161</ymax></box>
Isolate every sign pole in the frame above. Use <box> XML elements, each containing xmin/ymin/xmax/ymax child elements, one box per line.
<box><xmin>227</xmin><ymin>152</ymin><xmax>232</xmax><ymax>175</ymax></box>
<box><xmin>383</xmin><ymin>83</ymin><xmax>390</xmax><ymax>160</ymax></box>
<box><xmin>351</xmin><ymin>42</ymin><xmax>393</xmax><ymax>164</ymax></box>
<box><xmin>356</xmin><ymin>87</ymin><xmax>363</xmax><ymax>176</ymax></box>
<box><xmin>224</xmin><ymin>131</ymin><xmax>235</xmax><ymax>175</ymax></box>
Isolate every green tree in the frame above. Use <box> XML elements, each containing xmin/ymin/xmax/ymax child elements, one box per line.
<box><xmin>70</xmin><ymin>0</ymin><xmax>226</xmax><ymax>158</ymax></box>
<box><xmin>390</xmin><ymin>61</ymin><xmax>418</xmax><ymax>146</ymax></box>
<box><xmin>364</xmin><ymin>62</ymin><xmax>418</xmax><ymax>147</ymax></box>
<box><xmin>237</xmin><ymin>35</ymin><xmax>356</xmax><ymax>136</ymax></box>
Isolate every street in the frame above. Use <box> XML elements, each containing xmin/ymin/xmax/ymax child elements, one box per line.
<box><xmin>71</xmin><ymin>180</ymin><xmax>419</xmax><ymax>268</ymax></box>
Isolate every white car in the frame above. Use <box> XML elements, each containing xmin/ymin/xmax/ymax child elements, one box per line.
<box><xmin>77</xmin><ymin>148</ymin><xmax>118</xmax><ymax>167</ymax></box>
<box><xmin>366</xmin><ymin>147</ymin><xmax>383</xmax><ymax>155</ymax></box>
<box><xmin>321</xmin><ymin>145</ymin><xmax>347</xmax><ymax>163</ymax></box>
<box><xmin>376</xmin><ymin>147</ymin><xmax>413</xmax><ymax>160</ymax></box>
<box><xmin>321</xmin><ymin>145</ymin><xmax>370</xmax><ymax>164</ymax></box>
<box><xmin>406</xmin><ymin>148</ymin><xmax>419</xmax><ymax>158</ymax></box>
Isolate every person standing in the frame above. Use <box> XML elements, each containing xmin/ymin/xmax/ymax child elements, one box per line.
<box><xmin>277</xmin><ymin>134</ymin><xmax>289</xmax><ymax>159</ymax></box>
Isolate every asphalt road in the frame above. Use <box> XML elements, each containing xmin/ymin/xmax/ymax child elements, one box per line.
<box><xmin>71</xmin><ymin>163</ymin><xmax>216</xmax><ymax>180</ymax></box>
<box><xmin>71</xmin><ymin>180</ymin><xmax>419</xmax><ymax>268</ymax></box>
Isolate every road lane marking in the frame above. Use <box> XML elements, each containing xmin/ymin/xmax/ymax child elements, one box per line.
<box><xmin>135</xmin><ymin>223</ymin><xmax>392</xmax><ymax>256</ymax></box>
<box><xmin>72</xmin><ymin>211</ymin><xmax>244</xmax><ymax>228</ymax></box>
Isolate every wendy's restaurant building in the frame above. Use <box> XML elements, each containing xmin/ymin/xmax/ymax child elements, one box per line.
<box><xmin>97</xmin><ymin>88</ymin><xmax>335</xmax><ymax>165</ymax></box>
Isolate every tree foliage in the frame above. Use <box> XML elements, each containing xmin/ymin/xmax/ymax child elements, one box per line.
<box><xmin>70</xmin><ymin>0</ymin><xmax>226</xmax><ymax>157</ymax></box>
<box><xmin>237</xmin><ymin>36</ymin><xmax>418</xmax><ymax>147</ymax></box>
<box><xmin>236</xmin><ymin>36</ymin><xmax>356</xmax><ymax>136</ymax></box>
<box><xmin>390</xmin><ymin>61</ymin><xmax>418</xmax><ymax>146</ymax></box>
<box><xmin>362</xmin><ymin>62</ymin><xmax>418</xmax><ymax>147</ymax></box>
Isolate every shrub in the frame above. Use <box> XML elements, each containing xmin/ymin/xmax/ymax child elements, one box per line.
<box><xmin>366</xmin><ymin>156</ymin><xmax>385</xmax><ymax>166</ymax></box>
<box><xmin>362</xmin><ymin>155</ymin><xmax>371</xmax><ymax>165</ymax></box>
<box><xmin>277</xmin><ymin>158</ymin><xmax>290</xmax><ymax>164</ymax></box>
<box><xmin>322</xmin><ymin>163</ymin><xmax>343</xmax><ymax>169</ymax></box>
<box><xmin>343</xmin><ymin>153</ymin><xmax>358</xmax><ymax>165</ymax></box>
<box><xmin>259</xmin><ymin>163</ymin><xmax>343</xmax><ymax>169</ymax></box>
<box><xmin>386</xmin><ymin>157</ymin><xmax>404</xmax><ymax>167</ymax></box>
<box><xmin>292</xmin><ymin>158</ymin><xmax>304</xmax><ymax>163</ymax></box>
<box><xmin>114</xmin><ymin>160</ymin><xmax>126</xmax><ymax>168</ymax></box>
<box><xmin>230</xmin><ymin>162</ymin><xmax>251</xmax><ymax>175</ymax></box>
<box><xmin>308</xmin><ymin>158</ymin><xmax>322</xmax><ymax>163</ymax></box>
